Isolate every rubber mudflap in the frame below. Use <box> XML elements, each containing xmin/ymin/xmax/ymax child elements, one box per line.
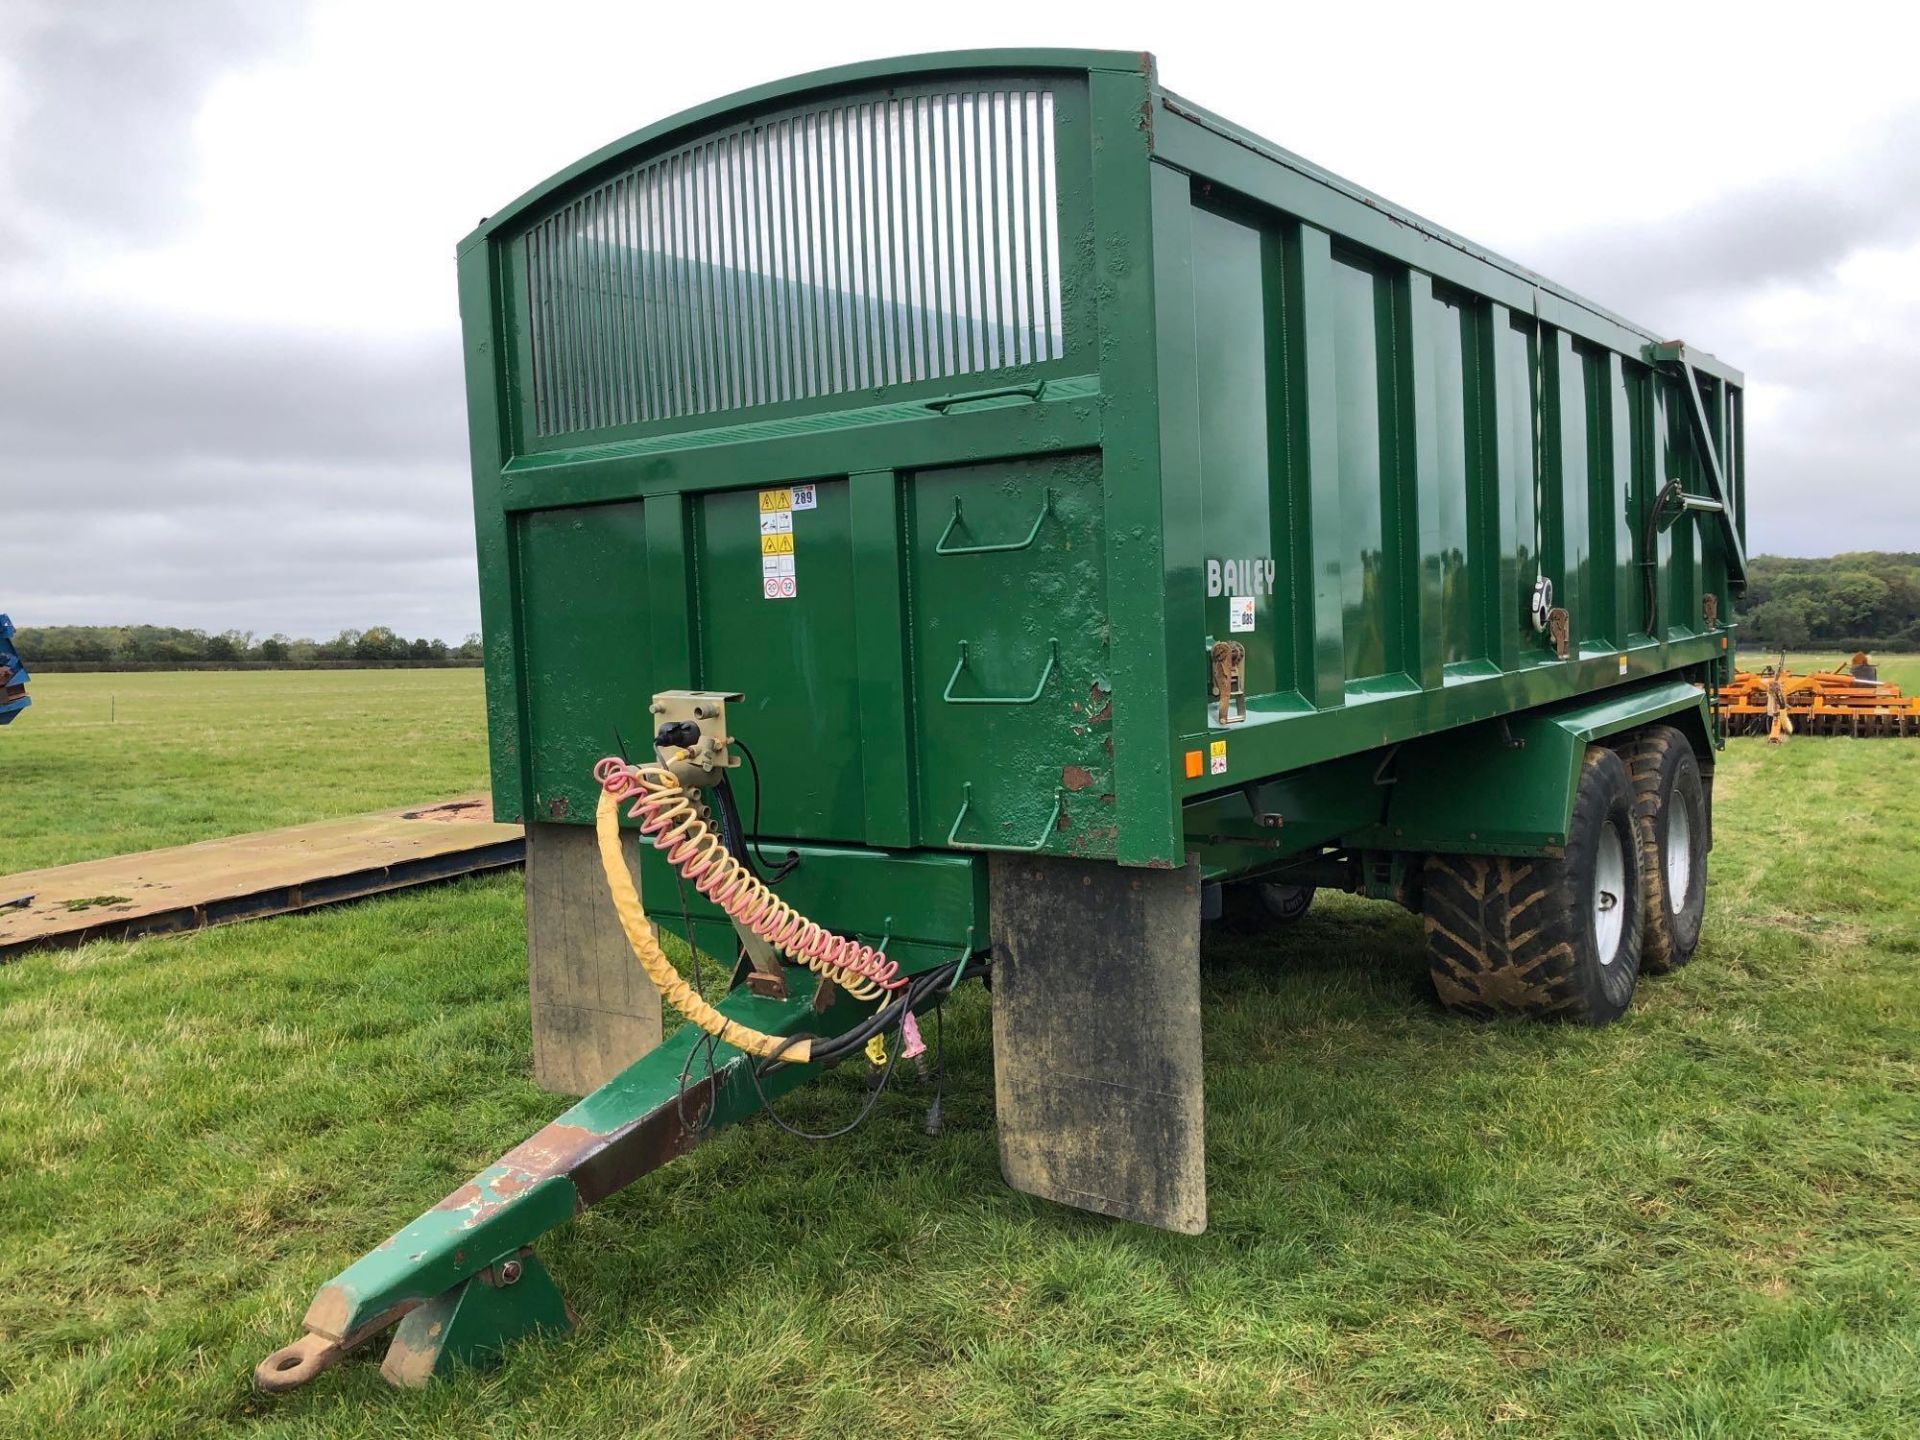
<box><xmin>988</xmin><ymin>854</ymin><xmax>1206</xmax><ymax>1234</ymax></box>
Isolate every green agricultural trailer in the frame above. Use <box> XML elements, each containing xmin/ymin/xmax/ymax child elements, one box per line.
<box><xmin>260</xmin><ymin>48</ymin><xmax>1746</xmax><ymax>1391</ymax></box>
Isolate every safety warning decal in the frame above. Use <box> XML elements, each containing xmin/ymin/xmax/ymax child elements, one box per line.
<box><xmin>759</xmin><ymin>489</ymin><xmax>798</xmax><ymax>599</ymax></box>
<box><xmin>762</xmin><ymin>555</ymin><xmax>797</xmax><ymax>598</ymax></box>
<box><xmin>1209</xmin><ymin>739</ymin><xmax>1228</xmax><ymax>776</ymax></box>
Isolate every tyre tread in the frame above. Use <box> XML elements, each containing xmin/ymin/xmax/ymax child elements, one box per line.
<box><xmin>1422</xmin><ymin>747</ymin><xmax>1638</xmax><ymax>1023</ymax></box>
<box><xmin>1613</xmin><ymin>725</ymin><xmax>1704</xmax><ymax>974</ymax></box>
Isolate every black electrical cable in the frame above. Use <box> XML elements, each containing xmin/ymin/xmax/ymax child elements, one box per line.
<box><xmin>802</xmin><ymin>962</ymin><xmax>962</xmax><ymax>1067</ymax></box>
<box><xmin>711</xmin><ymin>774</ymin><xmax>757</xmax><ymax>875</ymax></box>
<box><xmin>744</xmin><ymin>960</ymin><xmax>967</xmax><ymax>1136</ymax></box>
<box><xmin>747</xmin><ymin>946</ymin><xmax>994</xmax><ymax>1142</ymax></box>
<box><xmin>731</xmin><ymin>738</ymin><xmax>799</xmax><ymax>884</ymax></box>
<box><xmin>815</xmin><ymin>968</ymin><xmax>961</xmax><ymax>1065</ymax></box>
<box><xmin>742</xmin><ymin>1012</ymin><xmax>906</xmax><ymax>1142</ymax></box>
<box><xmin>734</xmin><ymin>957</ymin><xmax>973</xmax><ymax>1142</ymax></box>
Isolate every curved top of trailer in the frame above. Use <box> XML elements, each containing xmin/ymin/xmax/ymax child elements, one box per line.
<box><xmin>458</xmin><ymin>48</ymin><xmax>1148</xmax><ymax>249</ymax></box>
<box><xmin>460</xmin><ymin>47</ymin><xmax>1737</xmax><ymax>385</ymax></box>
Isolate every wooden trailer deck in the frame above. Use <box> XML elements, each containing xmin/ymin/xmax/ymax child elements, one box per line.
<box><xmin>0</xmin><ymin>797</ymin><xmax>524</xmax><ymax>959</ymax></box>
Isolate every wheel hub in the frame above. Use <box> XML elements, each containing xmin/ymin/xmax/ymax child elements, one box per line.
<box><xmin>1666</xmin><ymin>798</ymin><xmax>1693</xmax><ymax>907</ymax></box>
<box><xmin>1594</xmin><ymin>822</ymin><xmax>1628</xmax><ymax>965</ymax></box>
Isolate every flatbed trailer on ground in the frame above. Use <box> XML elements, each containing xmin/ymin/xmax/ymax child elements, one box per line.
<box><xmin>0</xmin><ymin>799</ymin><xmax>523</xmax><ymax>960</ymax></box>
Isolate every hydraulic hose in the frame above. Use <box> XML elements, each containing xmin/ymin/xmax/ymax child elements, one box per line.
<box><xmin>594</xmin><ymin>782</ymin><xmax>806</xmax><ymax>1062</ymax></box>
<box><xmin>593</xmin><ymin>755</ymin><xmax>911</xmax><ymax>1061</ymax></box>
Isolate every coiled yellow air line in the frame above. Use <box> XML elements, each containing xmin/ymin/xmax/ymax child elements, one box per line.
<box><xmin>596</xmin><ymin>753</ymin><xmax>913</xmax><ymax>1062</ymax></box>
<box><xmin>595</xmin><ymin>783</ymin><xmax>808</xmax><ymax>1062</ymax></box>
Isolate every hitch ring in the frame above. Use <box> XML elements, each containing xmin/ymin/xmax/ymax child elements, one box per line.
<box><xmin>254</xmin><ymin>1332</ymin><xmax>343</xmax><ymax>1393</ymax></box>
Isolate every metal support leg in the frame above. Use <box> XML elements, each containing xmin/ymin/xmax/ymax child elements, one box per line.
<box><xmin>380</xmin><ymin>1248</ymin><xmax>571</xmax><ymax>1387</ymax></box>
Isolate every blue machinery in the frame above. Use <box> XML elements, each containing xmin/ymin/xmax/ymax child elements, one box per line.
<box><xmin>0</xmin><ymin>616</ymin><xmax>28</xmax><ymax>725</ymax></box>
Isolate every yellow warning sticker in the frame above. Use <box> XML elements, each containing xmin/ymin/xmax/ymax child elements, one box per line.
<box><xmin>757</xmin><ymin>489</ymin><xmax>798</xmax><ymax>598</ymax></box>
<box><xmin>1209</xmin><ymin>739</ymin><xmax>1228</xmax><ymax>776</ymax></box>
<box><xmin>1618</xmin><ymin>654</ymin><xmax>1629</xmax><ymax>675</ymax></box>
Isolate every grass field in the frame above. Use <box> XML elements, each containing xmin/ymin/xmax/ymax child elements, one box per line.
<box><xmin>1</xmin><ymin>670</ymin><xmax>490</xmax><ymax>873</ymax></box>
<box><xmin>3</xmin><ymin>671</ymin><xmax>1918</xmax><ymax>1437</ymax></box>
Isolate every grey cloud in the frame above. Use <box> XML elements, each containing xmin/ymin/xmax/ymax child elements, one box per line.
<box><xmin>5</xmin><ymin>294</ymin><xmax>480</xmax><ymax>638</ymax></box>
<box><xmin>8</xmin><ymin>457</ymin><xmax>467</xmax><ymax>522</ymax></box>
<box><xmin>7</xmin><ymin>298</ymin><xmax>466</xmax><ymax>467</ymax></box>
<box><xmin>8</xmin><ymin>481</ymin><xmax>479</xmax><ymax>639</ymax></box>
<box><xmin>5</xmin><ymin>0</ymin><xmax>306</xmax><ymax>248</ymax></box>
<box><xmin>1521</xmin><ymin>111</ymin><xmax>1920</xmax><ymax>323</ymax></box>
<box><xmin>1496</xmin><ymin>112</ymin><xmax>1920</xmax><ymax>561</ymax></box>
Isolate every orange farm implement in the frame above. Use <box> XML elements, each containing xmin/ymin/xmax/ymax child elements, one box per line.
<box><xmin>1718</xmin><ymin>666</ymin><xmax>1920</xmax><ymax>737</ymax></box>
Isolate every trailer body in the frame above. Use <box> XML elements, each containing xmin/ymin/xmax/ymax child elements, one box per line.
<box><xmin>461</xmin><ymin>49</ymin><xmax>1741</xmax><ymax>970</ymax></box>
<box><xmin>256</xmin><ymin>50</ymin><xmax>1748</xmax><ymax>1391</ymax></box>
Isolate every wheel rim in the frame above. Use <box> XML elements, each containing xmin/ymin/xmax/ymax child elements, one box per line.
<box><xmin>1594</xmin><ymin>821</ymin><xmax>1628</xmax><ymax>965</ymax></box>
<box><xmin>1260</xmin><ymin>883</ymin><xmax>1311</xmax><ymax>920</ymax></box>
<box><xmin>1665</xmin><ymin>796</ymin><xmax>1693</xmax><ymax>908</ymax></box>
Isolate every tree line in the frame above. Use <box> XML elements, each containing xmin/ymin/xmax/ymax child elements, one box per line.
<box><xmin>14</xmin><ymin>625</ymin><xmax>484</xmax><ymax>669</ymax></box>
<box><xmin>14</xmin><ymin>553</ymin><xmax>1916</xmax><ymax>668</ymax></box>
<box><xmin>1738</xmin><ymin>553</ymin><xmax>1920</xmax><ymax>652</ymax></box>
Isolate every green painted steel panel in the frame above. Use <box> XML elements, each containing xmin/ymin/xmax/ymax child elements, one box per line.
<box><xmin>847</xmin><ymin>469</ymin><xmax>918</xmax><ymax>848</ymax></box>
<box><xmin>1428</xmin><ymin>287</ymin><xmax>1476</xmax><ymax>668</ymax></box>
<box><xmin>906</xmin><ymin>452</ymin><xmax>1113</xmax><ymax>858</ymax></box>
<box><xmin>1574</xmin><ymin>344</ymin><xmax>1613</xmax><ymax>648</ymax></box>
<box><xmin>517</xmin><ymin>503</ymin><xmax>652</xmax><ymax>822</ymax></box>
<box><xmin>1557</xmin><ymin>336</ymin><xmax>1590</xmax><ymax>645</ymax></box>
<box><xmin>462</xmin><ymin>49</ymin><xmax>1749</xmax><ymax>933</ymax></box>
<box><xmin>1191</xmin><ymin>205</ymin><xmax>1284</xmax><ymax>703</ymax></box>
<box><xmin>1500</xmin><ymin>312</ymin><xmax>1540</xmax><ymax>664</ymax></box>
<box><xmin>693</xmin><ymin>479</ymin><xmax>866</xmax><ymax>841</ymax></box>
<box><xmin>1088</xmin><ymin>65</ymin><xmax>1179</xmax><ymax>867</ymax></box>
<box><xmin>1329</xmin><ymin>251</ymin><xmax>1401</xmax><ymax>684</ymax></box>
<box><xmin>1351</xmin><ymin>680</ymin><xmax>1713</xmax><ymax>855</ymax></box>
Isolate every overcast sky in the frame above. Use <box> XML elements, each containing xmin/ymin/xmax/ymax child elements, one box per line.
<box><xmin>4</xmin><ymin>1</ymin><xmax>1917</xmax><ymax>640</ymax></box>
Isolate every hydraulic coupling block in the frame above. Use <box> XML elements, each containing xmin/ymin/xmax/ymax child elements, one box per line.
<box><xmin>649</xmin><ymin>689</ymin><xmax>743</xmax><ymax>789</ymax></box>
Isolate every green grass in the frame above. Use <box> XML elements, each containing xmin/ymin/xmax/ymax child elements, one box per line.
<box><xmin>2</xmin><ymin>670</ymin><xmax>489</xmax><ymax>872</ymax></box>
<box><xmin>3</xmin><ymin>676</ymin><xmax>1918</xmax><ymax>1436</ymax></box>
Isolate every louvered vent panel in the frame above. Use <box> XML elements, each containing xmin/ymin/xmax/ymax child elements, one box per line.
<box><xmin>523</xmin><ymin>89</ymin><xmax>1064</xmax><ymax>436</ymax></box>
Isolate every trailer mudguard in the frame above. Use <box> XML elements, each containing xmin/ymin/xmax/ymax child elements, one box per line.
<box><xmin>989</xmin><ymin>853</ymin><xmax>1207</xmax><ymax>1234</ymax></box>
<box><xmin>1351</xmin><ymin>680</ymin><xmax>1713</xmax><ymax>857</ymax></box>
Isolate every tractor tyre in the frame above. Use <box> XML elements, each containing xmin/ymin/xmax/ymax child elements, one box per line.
<box><xmin>1218</xmin><ymin>881</ymin><xmax>1316</xmax><ymax>932</ymax></box>
<box><xmin>1613</xmin><ymin>725</ymin><xmax>1708</xmax><ymax>974</ymax></box>
<box><xmin>1422</xmin><ymin>745</ymin><xmax>1643</xmax><ymax>1025</ymax></box>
